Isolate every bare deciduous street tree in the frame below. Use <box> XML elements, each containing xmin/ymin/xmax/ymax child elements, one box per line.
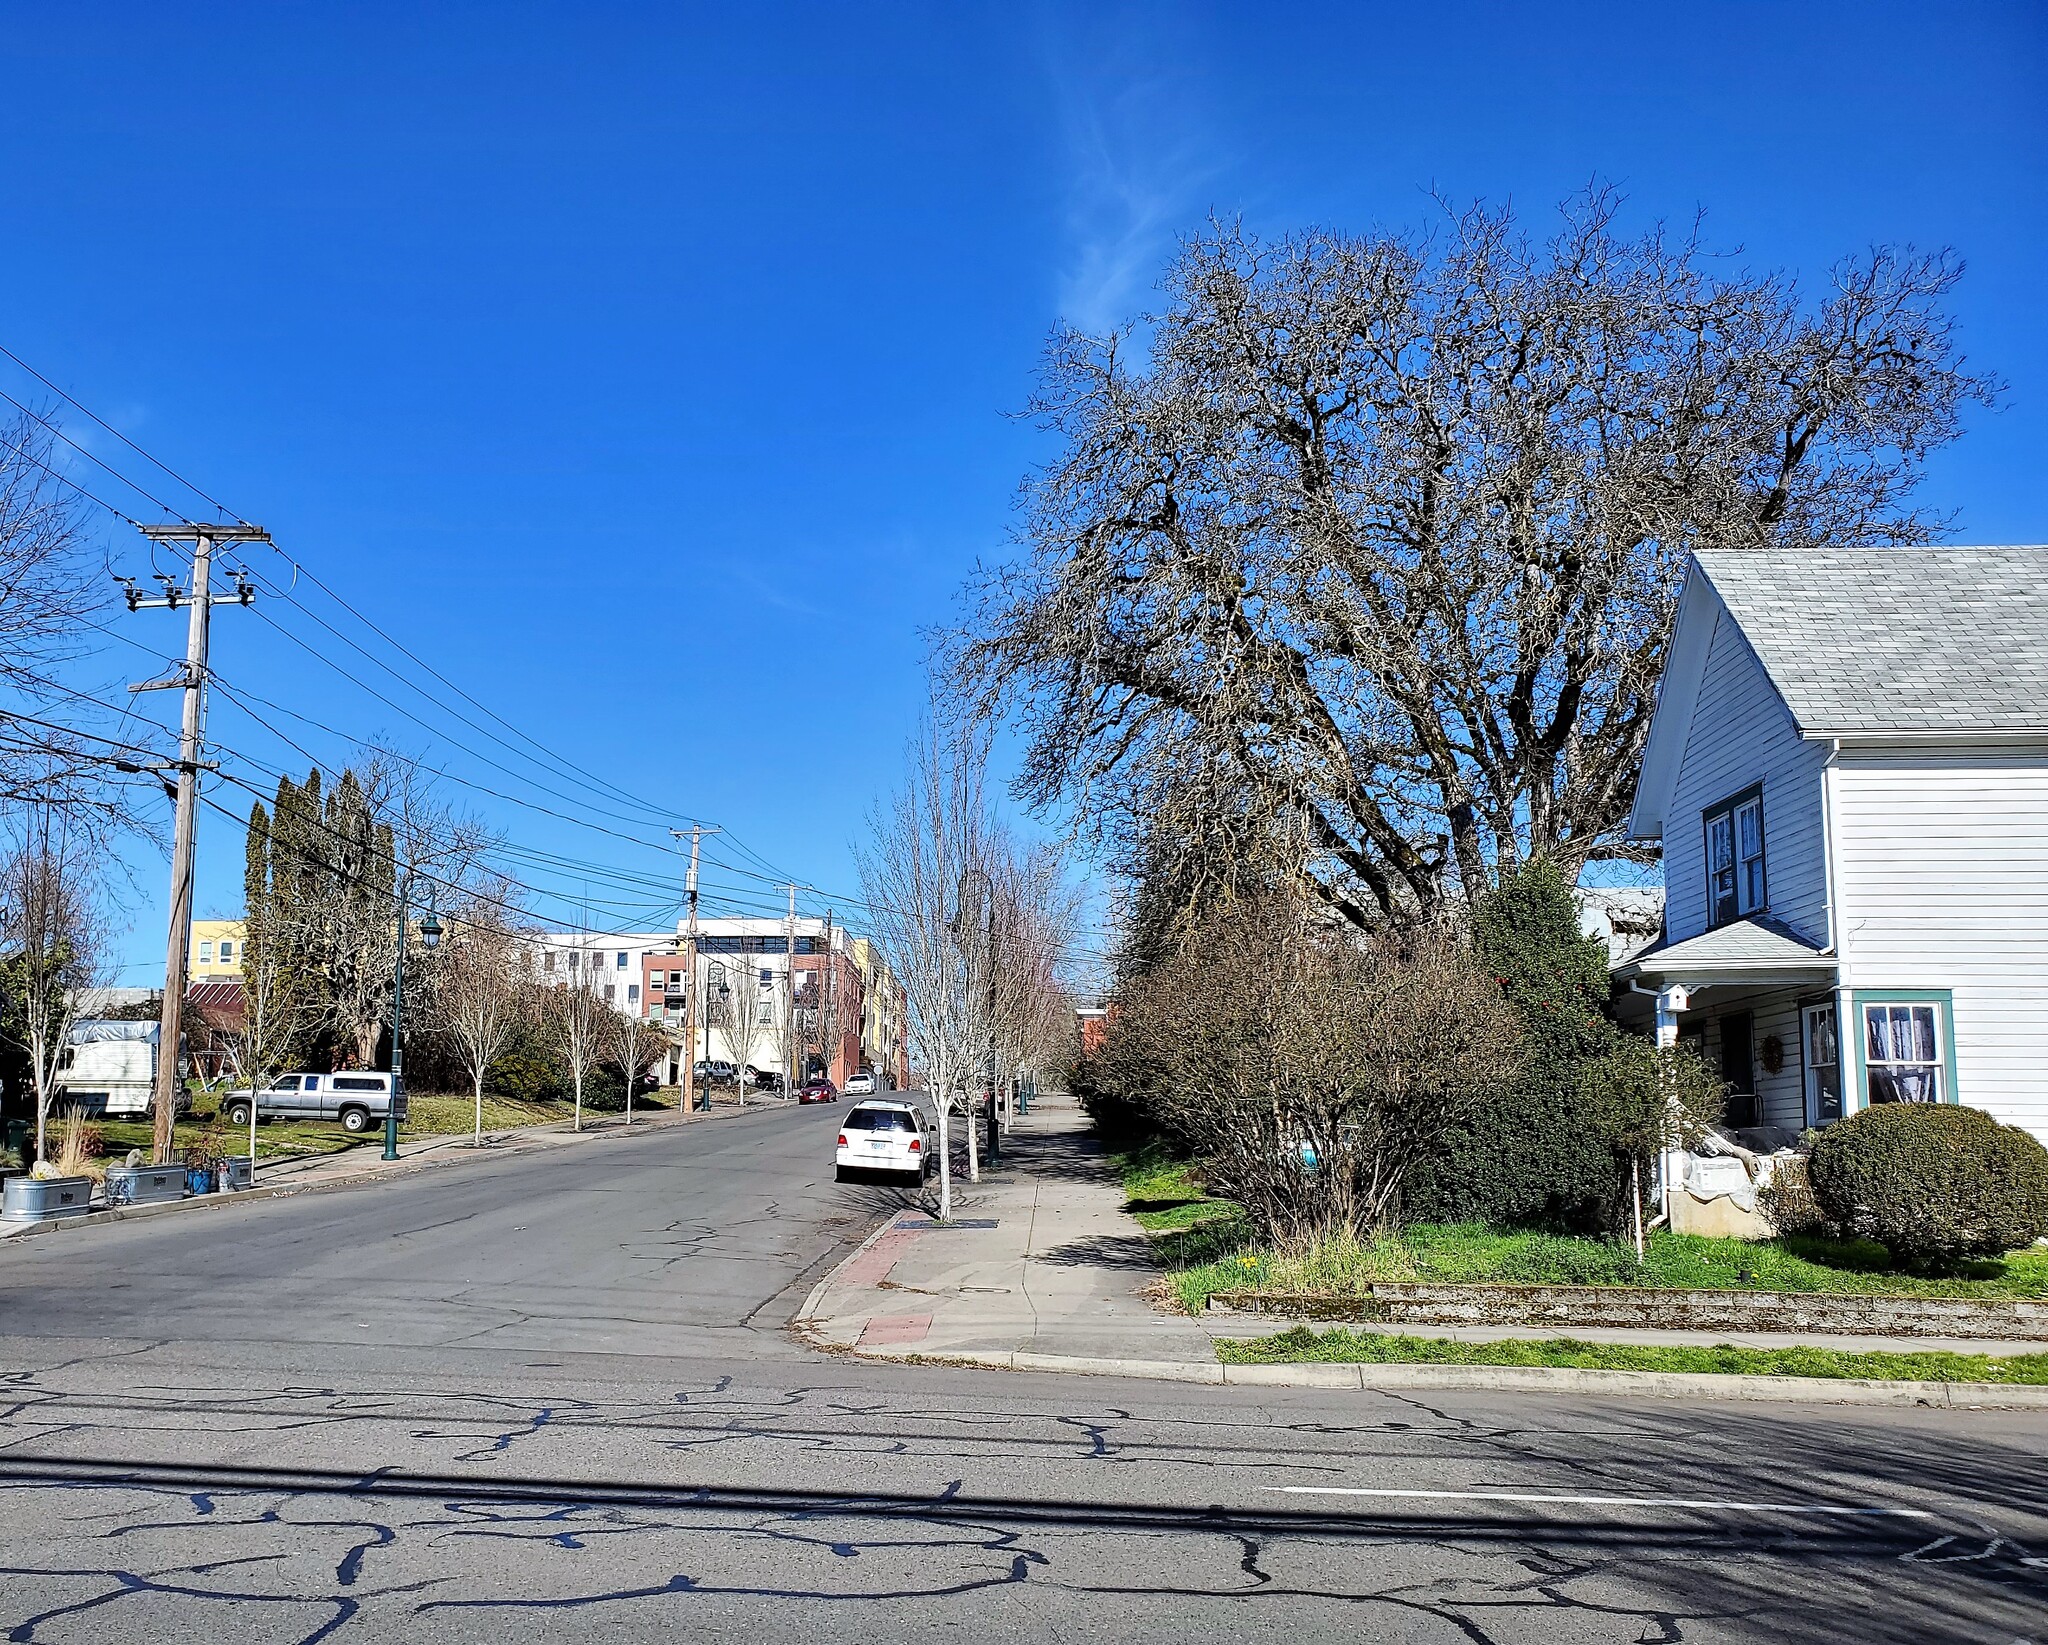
<box><xmin>432</xmin><ymin>884</ymin><xmax>530</xmax><ymax>1146</ymax></box>
<box><xmin>983</xmin><ymin>840</ymin><xmax>1083</xmax><ymax>1134</ymax></box>
<box><xmin>608</xmin><ymin>1002</ymin><xmax>668</xmax><ymax>1128</ymax></box>
<box><xmin>718</xmin><ymin>959</ymin><xmax>767</xmax><ymax>1107</ymax></box>
<box><xmin>552</xmin><ymin>934</ymin><xmax>609</xmax><ymax>1132</ymax></box>
<box><xmin>0</xmin><ymin>803</ymin><xmax>106</xmax><ymax>1160</ymax></box>
<box><xmin>856</xmin><ymin>715</ymin><xmax>997</xmax><ymax>1220</ymax></box>
<box><xmin>958</xmin><ymin>191</ymin><xmax>2000</xmax><ymax>930</ymax></box>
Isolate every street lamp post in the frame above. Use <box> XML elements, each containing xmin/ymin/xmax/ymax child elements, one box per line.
<box><xmin>385</xmin><ymin>879</ymin><xmax>442</xmax><ymax>1162</ymax></box>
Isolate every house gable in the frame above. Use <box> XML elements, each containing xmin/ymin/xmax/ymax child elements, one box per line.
<box><xmin>1660</xmin><ymin>607</ymin><xmax>1830</xmax><ymax>950</ymax></box>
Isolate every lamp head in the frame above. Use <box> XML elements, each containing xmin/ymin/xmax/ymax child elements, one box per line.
<box><xmin>420</xmin><ymin>907</ymin><xmax>443</xmax><ymax>950</ymax></box>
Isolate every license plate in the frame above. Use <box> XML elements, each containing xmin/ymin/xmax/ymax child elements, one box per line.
<box><xmin>866</xmin><ymin>1140</ymin><xmax>891</xmax><ymax>1150</ymax></box>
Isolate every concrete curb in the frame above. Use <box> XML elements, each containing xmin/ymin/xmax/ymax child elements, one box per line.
<box><xmin>0</xmin><ymin>1101</ymin><xmax>762</xmax><ymax>1245</ymax></box>
<box><xmin>851</xmin><ymin>1344</ymin><xmax>2048</xmax><ymax>1408</ymax></box>
<box><xmin>793</xmin><ymin>1209</ymin><xmax>904</xmax><ymax>1335</ymax></box>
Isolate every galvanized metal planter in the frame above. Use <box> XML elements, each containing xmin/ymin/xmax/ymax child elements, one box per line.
<box><xmin>1</xmin><ymin>1175</ymin><xmax>95</xmax><ymax>1223</ymax></box>
<box><xmin>219</xmin><ymin>1156</ymin><xmax>253</xmax><ymax>1191</ymax></box>
<box><xmin>104</xmin><ymin>1165</ymin><xmax>186</xmax><ymax>1207</ymax></box>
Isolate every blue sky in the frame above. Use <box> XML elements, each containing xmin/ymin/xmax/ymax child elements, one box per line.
<box><xmin>4</xmin><ymin>1</ymin><xmax>2042</xmax><ymax>980</ymax></box>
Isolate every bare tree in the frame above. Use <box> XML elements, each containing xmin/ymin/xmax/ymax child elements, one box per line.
<box><xmin>958</xmin><ymin>192</ymin><xmax>2000</xmax><ymax>930</ymax></box>
<box><xmin>608</xmin><ymin>1003</ymin><xmax>668</xmax><ymax>1127</ymax></box>
<box><xmin>1101</xmin><ymin>898</ymin><xmax>1521</xmax><ymax>1241</ymax></box>
<box><xmin>0</xmin><ymin>411</ymin><xmax>142</xmax><ymax>831</ymax></box>
<box><xmin>431</xmin><ymin>884</ymin><xmax>530</xmax><ymax>1146</ymax></box>
<box><xmin>855</xmin><ymin>715</ymin><xmax>995</xmax><ymax>1220</ymax></box>
<box><xmin>226</xmin><ymin>798</ymin><xmax>324</xmax><ymax>1175</ymax></box>
<box><xmin>0</xmin><ymin>803</ymin><xmax>106</xmax><ymax>1160</ymax></box>
<box><xmin>985</xmin><ymin>840</ymin><xmax>1084</xmax><ymax>1131</ymax></box>
<box><xmin>552</xmin><ymin>933</ymin><xmax>609</xmax><ymax>1132</ymax></box>
<box><xmin>716</xmin><ymin>958</ymin><xmax>768</xmax><ymax>1106</ymax></box>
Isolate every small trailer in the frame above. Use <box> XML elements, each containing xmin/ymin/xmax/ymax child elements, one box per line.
<box><xmin>53</xmin><ymin>1020</ymin><xmax>190</xmax><ymax>1119</ymax></box>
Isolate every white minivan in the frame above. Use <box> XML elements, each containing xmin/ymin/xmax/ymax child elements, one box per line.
<box><xmin>834</xmin><ymin>1100</ymin><xmax>932</xmax><ymax>1184</ymax></box>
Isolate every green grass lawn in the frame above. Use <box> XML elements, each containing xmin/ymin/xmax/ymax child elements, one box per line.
<box><xmin>67</xmin><ymin>1084</ymin><xmax>677</xmax><ymax>1170</ymax></box>
<box><xmin>1218</xmin><ymin>1325</ymin><xmax>2048</xmax><ymax>1384</ymax></box>
<box><xmin>1113</xmin><ymin>1145</ymin><xmax>2048</xmax><ymax>1314</ymax></box>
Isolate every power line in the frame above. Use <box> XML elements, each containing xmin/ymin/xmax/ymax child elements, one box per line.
<box><xmin>0</xmin><ymin>341</ymin><xmax>819</xmax><ymax>896</ymax></box>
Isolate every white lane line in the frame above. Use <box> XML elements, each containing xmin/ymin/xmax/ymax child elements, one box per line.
<box><xmin>1271</xmin><ymin>1487</ymin><xmax>1932</xmax><ymax>1517</ymax></box>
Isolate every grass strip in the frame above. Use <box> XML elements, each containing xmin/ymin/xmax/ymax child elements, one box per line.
<box><xmin>1218</xmin><ymin>1325</ymin><xmax>2048</xmax><ymax>1383</ymax></box>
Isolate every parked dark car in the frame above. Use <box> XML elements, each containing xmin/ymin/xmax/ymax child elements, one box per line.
<box><xmin>746</xmin><ymin>1065</ymin><xmax>784</xmax><ymax>1093</ymax></box>
<box><xmin>796</xmin><ymin>1079</ymin><xmax>838</xmax><ymax>1105</ymax></box>
<box><xmin>693</xmin><ymin>1060</ymin><xmax>738</xmax><ymax>1087</ymax></box>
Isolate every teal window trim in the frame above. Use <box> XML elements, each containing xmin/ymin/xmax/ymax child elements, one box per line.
<box><xmin>1846</xmin><ymin>988</ymin><xmax>1957</xmax><ymax>1112</ymax></box>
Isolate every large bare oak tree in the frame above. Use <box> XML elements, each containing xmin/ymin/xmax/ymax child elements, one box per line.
<box><xmin>957</xmin><ymin>192</ymin><xmax>1998</xmax><ymax>929</ymax></box>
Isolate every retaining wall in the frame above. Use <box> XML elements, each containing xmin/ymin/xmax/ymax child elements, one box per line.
<box><xmin>1210</xmin><ymin>1283</ymin><xmax>2048</xmax><ymax>1340</ymax></box>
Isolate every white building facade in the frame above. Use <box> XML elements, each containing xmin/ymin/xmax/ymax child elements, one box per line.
<box><xmin>529</xmin><ymin>917</ymin><xmax>904</xmax><ymax>1089</ymax></box>
<box><xmin>1622</xmin><ymin>545</ymin><xmax>2048</xmax><ymax>1146</ymax></box>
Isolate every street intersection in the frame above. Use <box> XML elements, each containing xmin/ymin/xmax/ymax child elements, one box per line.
<box><xmin>0</xmin><ymin>1103</ymin><xmax>2042</xmax><ymax>1642</ymax></box>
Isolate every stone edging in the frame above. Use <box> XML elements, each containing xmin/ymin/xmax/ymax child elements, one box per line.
<box><xmin>1209</xmin><ymin>1282</ymin><xmax>2048</xmax><ymax>1340</ymax></box>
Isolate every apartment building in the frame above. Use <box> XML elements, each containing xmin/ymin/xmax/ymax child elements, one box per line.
<box><xmin>189</xmin><ymin>919</ymin><xmax>246</xmax><ymax>979</ymax></box>
<box><xmin>528</xmin><ymin>918</ymin><xmax>905</xmax><ymax>1089</ymax></box>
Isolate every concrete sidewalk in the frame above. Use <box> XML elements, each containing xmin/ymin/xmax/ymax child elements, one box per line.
<box><xmin>798</xmin><ymin>1092</ymin><xmax>1226</xmax><ymax>1362</ymax></box>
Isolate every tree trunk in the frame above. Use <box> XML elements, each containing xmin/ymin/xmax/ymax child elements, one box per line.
<box><xmin>473</xmin><ymin>1069</ymin><xmax>484</xmax><ymax>1146</ymax></box>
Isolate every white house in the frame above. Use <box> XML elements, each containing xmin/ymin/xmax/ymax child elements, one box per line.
<box><xmin>1621</xmin><ymin>545</ymin><xmax>2048</xmax><ymax>1146</ymax></box>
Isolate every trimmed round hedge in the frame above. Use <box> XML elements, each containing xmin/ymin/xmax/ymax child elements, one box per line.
<box><xmin>1807</xmin><ymin>1103</ymin><xmax>2048</xmax><ymax>1269</ymax></box>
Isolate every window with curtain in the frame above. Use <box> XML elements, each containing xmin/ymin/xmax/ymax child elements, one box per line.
<box><xmin>1864</xmin><ymin>1003</ymin><xmax>1943</xmax><ymax>1103</ymax></box>
<box><xmin>1703</xmin><ymin>789</ymin><xmax>1766</xmax><ymax>926</ymax></box>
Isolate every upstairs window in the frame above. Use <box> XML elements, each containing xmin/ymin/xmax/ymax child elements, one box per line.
<box><xmin>197</xmin><ymin>940</ymin><xmax>214</xmax><ymax>963</ymax></box>
<box><xmin>218</xmin><ymin>940</ymin><xmax>234</xmax><ymax>963</ymax></box>
<box><xmin>1704</xmin><ymin>787</ymin><xmax>1765</xmax><ymax>927</ymax></box>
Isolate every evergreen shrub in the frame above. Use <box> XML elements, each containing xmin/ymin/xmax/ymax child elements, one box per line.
<box><xmin>1807</xmin><ymin>1103</ymin><xmax>2048</xmax><ymax>1270</ymax></box>
<box><xmin>1404</xmin><ymin>861</ymin><xmax>1624</xmax><ymax>1231</ymax></box>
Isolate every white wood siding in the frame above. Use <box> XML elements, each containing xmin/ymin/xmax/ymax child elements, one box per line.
<box><xmin>1697</xmin><ymin>990</ymin><xmax>1810</xmax><ymax>1131</ymax></box>
<box><xmin>1665</xmin><ymin>609</ymin><xmax>1831</xmax><ymax>947</ymax></box>
<box><xmin>1833</xmin><ymin>750</ymin><xmax>2048</xmax><ymax>1143</ymax></box>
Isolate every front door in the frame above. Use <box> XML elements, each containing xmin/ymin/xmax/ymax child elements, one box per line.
<box><xmin>1804</xmin><ymin>1003</ymin><xmax>1843</xmax><ymax>1126</ymax></box>
<box><xmin>1719</xmin><ymin>1010</ymin><xmax>1757</xmax><ymax>1128</ymax></box>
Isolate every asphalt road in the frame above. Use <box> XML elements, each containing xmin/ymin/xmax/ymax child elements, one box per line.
<box><xmin>1</xmin><ymin>1100</ymin><xmax>2044</xmax><ymax>1643</ymax></box>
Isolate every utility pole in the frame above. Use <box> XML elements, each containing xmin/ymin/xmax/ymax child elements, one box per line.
<box><xmin>821</xmin><ymin>910</ymin><xmax>835</xmax><ymax>1085</ymax></box>
<box><xmin>780</xmin><ymin>882</ymin><xmax>808</xmax><ymax>1099</ymax></box>
<box><xmin>124</xmin><ymin>522</ymin><xmax>266</xmax><ymax>1165</ymax></box>
<box><xmin>671</xmin><ymin>826</ymin><xmax>718</xmax><ymax>1114</ymax></box>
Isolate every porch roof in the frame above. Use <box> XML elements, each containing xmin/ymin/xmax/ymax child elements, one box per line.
<box><xmin>1618</xmin><ymin>915</ymin><xmax>1835</xmax><ymax>989</ymax></box>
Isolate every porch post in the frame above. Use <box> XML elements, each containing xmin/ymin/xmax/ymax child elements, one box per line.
<box><xmin>1653</xmin><ymin>984</ymin><xmax>1693</xmax><ymax>1221</ymax></box>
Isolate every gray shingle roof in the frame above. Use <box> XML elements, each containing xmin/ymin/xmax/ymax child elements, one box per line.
<box><xmin>1625</xmin><ymin>915</ymin><xmax>1831</xmax><ymax>978</ymax></box>
<box><xmin>1693</xmin><ymin>546</ymin><xmax>2048</xmax><ymax>735</ymax></box>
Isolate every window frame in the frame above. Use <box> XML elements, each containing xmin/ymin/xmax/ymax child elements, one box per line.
<box><xmin>1847</xmin><ymin>989</ymin><xmax>1957</xmax><ymax>1112</ymax></box>
<box><xmin>1701</xmin><ymin>783</ymin><xmax>1766</xmax><ymax>928</ymax></box>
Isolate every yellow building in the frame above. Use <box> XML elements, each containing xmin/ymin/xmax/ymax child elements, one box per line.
<box><xmin>190</xmin><ymin>918</ymin><xmax>246</xmax><ymax>978</ymax></box>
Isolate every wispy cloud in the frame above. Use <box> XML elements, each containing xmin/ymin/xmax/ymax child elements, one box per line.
<box><xmin>1038</xmin><ymin>14</ymin><xmax>1218</xmax><ymax>334</ymax></box>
